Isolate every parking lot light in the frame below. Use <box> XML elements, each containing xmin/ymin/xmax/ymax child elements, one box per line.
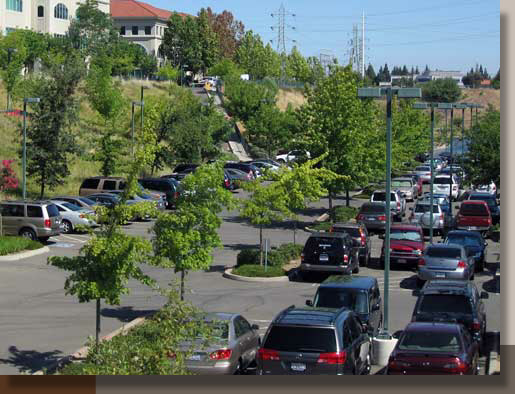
<box><xmin>131</xmin><ymin>100</ymin><xmax>144</xmax><ymax>157</ymax></box>
<box><xmin>358</xmin><ymin>86</ymin><xmax>421</xmax><ymax>339</ymax></box>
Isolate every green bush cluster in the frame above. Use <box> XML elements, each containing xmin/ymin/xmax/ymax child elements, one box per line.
<box><xmin>236</xmin><ymin>243</ymin><xmax>303</xmax><ymax>267</ymax></box>
<box><xmin>331</xmin><ymin>206</ymin><xmax>358</xmax><ymax>223</ymax></box>
<box><xmin>0</xmin><ymin>236</ymin><xmax>43</xmax><ymax>256</ymax></box>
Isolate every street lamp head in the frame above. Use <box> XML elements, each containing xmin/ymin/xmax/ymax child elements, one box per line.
<box><xmin>396</xmin><ymin>88</ymin><xmax>422</xmax><ymax>98</ymax></box>
<box><xmin>454</xmin><ymin>103</ymin><xmax>468</xmax><ymax>109</ymax></box>
<box><xmin>412</xmin><ymin>102</ymin><xmax>429</xmax><ymax>109</ymax></box>
<box><xmin>24</xmin><ymin>97</ymin><xmax>40</xmax><ymax>104</ymax></box>
<box><xmin>437</xmin><ymin>103</ymin><xmax>453</xmax><ymax>110</ymax></box>
<box><xmin>357</xmin><ymin>87</ymin><xmax>381</xmax><ymax>98</ymax></box>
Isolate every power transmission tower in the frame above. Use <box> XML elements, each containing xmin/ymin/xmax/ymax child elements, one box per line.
<box><xmin>348</xmin><ymin>12</ymin><xmax>366</xmax><ymax>77</ymax></box>
<box><xmin>320</xmin><ymin>49</ymin><xmax>335</xmax><ymax>76</ymax></box>
<box><xmin>271</xmin><ymin>3</ymin><xmax>296</xmax><ymax>80</ymax></box>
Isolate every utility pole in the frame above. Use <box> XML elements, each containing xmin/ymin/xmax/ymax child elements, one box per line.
<box><xmin>362</xmin><ymin>11</ymin><xmax>365</xmax><ymax>78</ymax></box>
<box><xmin>271</xmin><ymin>3</ymin><xmax>296</xmax><ymax>81</ymax></box>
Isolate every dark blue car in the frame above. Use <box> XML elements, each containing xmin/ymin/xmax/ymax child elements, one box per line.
<box><xmin>443</xmin><ymin>230</ymin><xmax>487</xmax><ymax>272</ymax></box>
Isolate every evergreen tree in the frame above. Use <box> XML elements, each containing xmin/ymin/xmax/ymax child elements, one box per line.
<box><xmin>402</xmin><ymin>65</ymin><xmax>408</xmax><ymax>75</ymax></box>
<box><xmin>383</xmin><ymin>63</ymin><xmax>391</xmax><ymax>81</ymax></box>
<box><xmin>424</xmin><ymin>64</ymin><xmax>430</xmax><ymax>74</ymax></box>
<box><xmin>415</xmin><ymin>66</ymin><xmax>420</xmax><ymax>74</ymax></box>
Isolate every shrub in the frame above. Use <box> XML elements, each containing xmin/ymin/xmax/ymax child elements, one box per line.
<box><xmin>232</xmin><ymin>264</ymin><xmax>285</xmax><ymax>278</ymax></box>
<box><xmin>0</xmin><ymin>159</ymin><xmax>18</xmax><ymax>191</ymax></box>
<box><xmin>331</xmin><ymin>206</ymin><xmax>358</xmax><ymax>222</ymax></box>
<box><xmin>236</xmin><ymin>243</ymin><xmax>302</xmax><ymax>267</ymax></box>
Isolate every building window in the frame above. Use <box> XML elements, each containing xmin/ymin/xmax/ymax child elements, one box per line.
<box><xmin>132</xmin><ymin>26</ymin><xmax>138</xmax><ymax>35</ymax></box>
<box><xmin>54</xmin><ymin>3</ymin><xmax>68</xmax><ymax>20</ymax></box>
<box><xmin>37</xmin><ymin>5</ymin><xmax>44</xmax><ymax>17</ymax></box>
<box><xmin>145</xmin><ymin>26</ymin><xmax>151</xmax><ymax>35</ymax></box>
<box><xmin>6</xmin><ymin>0</ymin><xmax>22</xmax><ymax>12</ymax></box>
<box><xmin>120</xmin><ymin>26</ymin><xmax>125</xmax><ymax>35</ymax></box>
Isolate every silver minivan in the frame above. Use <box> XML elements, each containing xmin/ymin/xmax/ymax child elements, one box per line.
<box><xmin>409</xmin><ymin>201</ymin><xmax>445</xmax><ymax>234</ymax></box>
<box><xmin>0</xmin><ymin>201</ymin><xmax>61</xmax><ymax>241</ymax></box>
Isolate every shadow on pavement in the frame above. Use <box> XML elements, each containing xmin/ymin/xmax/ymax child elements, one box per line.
<box><xmin>0</xmin><ymin>346</ymin><xmax>62</xmax><ymax>374</ymax></box>
<box><xmin>204</xmin><ymin>265</ymin><xmax>227</xmax><ymax>273</ymax></box>
<box><xmin>101</xmin><ymin>306</ymin><xmax>158</xmax><ymax>322</ymax></box>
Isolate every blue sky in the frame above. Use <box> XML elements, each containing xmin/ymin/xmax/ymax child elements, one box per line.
<box><xmin>149</xmin><ymin>0</ymin><xmax>500</xmax><ymax>76</ymax></box>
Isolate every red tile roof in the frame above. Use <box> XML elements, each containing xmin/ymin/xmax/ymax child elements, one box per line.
<box><xmin>110</xmin><ymin>0</ymin><xmax>189</xmax><ymax>21</ymax></box>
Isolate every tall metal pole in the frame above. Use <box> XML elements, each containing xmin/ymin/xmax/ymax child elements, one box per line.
<box><xmin>383</xmin><ymin>87</ymin><xmax>392</xmax><ymax>335</ymax></box>
<box><xmin>461</xmin><ymin>108</ymin><xmax>466</xmax><ymax>158</ymax></box>
<box><xmin>449</xmin><ymin>108</ymin><xmax>454</xmax><ymax>217</ymax></box>
<box><xmin>131</xmin><ymin>102</ymin><xmax>135</xmax><ymax>157</ymax></box>
<box><xmin>429</xmin><ymin>106</ymin><xmax>435</xmax><ymax>243</ymax></box>
<box><xmin>140</xmin><ymin>86</ymin><xmax>144</xmax><ymax>131</ymax></box>
<box><xmin>445</xmin><ymin>109</ymin><xmax>448</xmax><ymax>140</ymax></box>
<box><xmin>470</xmin><ymin>107</ymin><xmax>473</xmax><ymax>130</ymax></box>
<box><xmin>362</xmin><ymin>11</ymin><xmax>365</xmax><ymax>78</ymax></box>
<box><xmin>22</xmin><ymin>100</ymin><xmax>27</xmax><ymax>200</ymax></box>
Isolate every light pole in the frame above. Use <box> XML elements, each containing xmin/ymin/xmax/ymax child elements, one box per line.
<box><xmin>6</xmin><ymin>48</ymin><xmax>17</xmax><ymax>111</ymax></box>
<box><xmin>358</xmin><ymin>87</ymin><xmax>421</xmax><ymax>338</ymax></box>
<box><xmin>22</xmin><ymin>97</ymin><xmax>41</xmax><ymax>200</ymax></box>
<box><xmin>140</xmin><ymin>86</ymin><xmax>148</xmax><ymax>131</ymax></box>
<box><xmin>131</xmin><ymin>101</ymin><xmax>144</xmax><ymax>157</ymax></box>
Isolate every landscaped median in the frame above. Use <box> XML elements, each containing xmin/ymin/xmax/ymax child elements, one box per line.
<box><xmin>224</xmin><ymin>243</ymin><xmax>303</xmax><ymax>281</ymax></box>
<box><xmin>306</xmin><ymin>205</ymin><xmax>358</xmax><ymax>233</ymax></box>
<box><xmin>0</xmin><ymin>235</ymin><xmax>48</xmax><ymax>261</ymax></box>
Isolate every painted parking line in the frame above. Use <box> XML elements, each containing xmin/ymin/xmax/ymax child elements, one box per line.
<box><xmin>57</xmin><ymin>234</ymin><xmax>88</xmax><ymax>243</ymax></box>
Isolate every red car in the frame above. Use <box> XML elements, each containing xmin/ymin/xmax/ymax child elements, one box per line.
<box><xmin>388</xmin><ymin>322</ymin><xmax>480</xmax><ymax>375</ymax></box>
<box><xmin>380</xmin><ymin>224</ymin><xmax>425</xmax><ymax>269</ymax></box>
<box><xmin>455</xmin><ymin>200</ymin><xmax>492</xmax><ymax>237</ymax></box>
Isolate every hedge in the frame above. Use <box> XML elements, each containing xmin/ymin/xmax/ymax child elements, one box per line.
<box><xmin>0</xmin><ymin>236</ymin><xmax>43</xmax><ymax>256</ymax></box>
<box><xmin>236</xmin><ymin>243</ymin><xmax>303</xmax><ymax>267</ymax></box>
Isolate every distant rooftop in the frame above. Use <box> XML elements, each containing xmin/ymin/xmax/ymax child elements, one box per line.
<box><xmin>110</xmin><ymin>0</ymin><xmax>190</xmax><ymax>21</ymax></box>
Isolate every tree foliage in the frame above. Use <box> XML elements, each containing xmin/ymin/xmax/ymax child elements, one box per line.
<box><xmin>203</xmin><ymin>7</ymin><xmax>245</xmax><ymax>59</ymax></box>
<box><xmin>422</xmin><ymin>78</ymin><xmax>461</xmax><ymax>103</ymax></box>
<box><xmin>223</xmin><ymin>77</ymin><xmax>277</xmax><ymax>122</ymax></box>
<box><xmin>234</xmin><ymin>31</ymin><xmax>281</xmax><ymax>79</ymax></box>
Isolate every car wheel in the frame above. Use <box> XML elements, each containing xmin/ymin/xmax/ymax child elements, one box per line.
<box><xmin>19</xmin><ymin>228</ymin><xmax>36</xmax><ymax>241</ymax></box>
<box><xmin>61</xmin><ymin>219</ymin><xmax>73</xmax><ymax>234</ymax></box>
<box><xmin>352</xmin><ymin>263</ymin><xmax>360</xmax><ymax>274</ymax></box>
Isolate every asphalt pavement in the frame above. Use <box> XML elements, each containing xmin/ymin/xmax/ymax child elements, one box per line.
<box><xmin>0</xmin><ymin>189</ymin><xmax>501</xmax><ymax>374</ymax></box>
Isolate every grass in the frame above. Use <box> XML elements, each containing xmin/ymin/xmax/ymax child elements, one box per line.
<box><xmin>330</xmin><ymin>205</ymin><xmax>358</xmax><ymax>222</ymax></box>
<box><xmin>310</xmin><ymin>222</ymin><xmax>331</xmax><ymax>231</ymax></box>
<box><xmin>232</xmin><ymin>264</ymin><xmax>286</xmax><ymax>277</ymax></box>
<box><xmin>0</xmin><ymin>235</ymin><xmax>43</xmax><ymax>256</ymax></box>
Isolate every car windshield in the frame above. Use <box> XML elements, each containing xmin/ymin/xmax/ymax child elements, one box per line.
<box><xmin>415</xmin><ymin>204</ymin><xmax>440</xmax><ymax>213</ymax></box>
<box><xmin>390</xmin><ymin>230</ymin><xmax>422</xmax><ymax>242</ymax></box>
<box><xmin>314</xmin><ymin>289</ymin><xmax>369</xmax><ymax>314</ymax></box>
<box><xmin>263</xmin><ymin>326</ymin><xmax>336</xmax><ymax>353</ymax></box>
<box><xmin>426</xmin><ymin>247</ymin><xmax>462</xmax><ymax>259</ymax></box>
<box><xmin>418</xmin><ymin>294</ymin><xmax>473</xmax><ymax>314</ymax></box>
<box><xmin>392</xmin><ymin>181</ymin><xmax>412</xmax><ymax>188</ymax></box>
<box><xmin>398</xmin><ymin>331</ymin><xmax>462</xmax><ymax>352</ymax></box>
<box><xmin>360</xmin><ymin>204</ymin><xmax>385</xmax><ymax>214</ymax></box>
<box><xmin>79</xmin><ymin>197</ymin><xmax>96</xmax><ymax>206</ymax></box>
<box><xmin>445</xmin><ymin>236</ymin><xmax>481</xmax><ymax>247</ymax></box>
<box><xmin>62</xmin><ymin>202</ymin><xmax>82</xmax><ymax>211</ymax></box>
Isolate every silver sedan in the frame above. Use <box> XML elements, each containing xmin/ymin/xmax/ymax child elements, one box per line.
<box><xmin>51</xmin><ymin>200</ymin><xmax>97</xmax><ymax>234</ymax></box>
<box><xmin>417</xmin><ymin>243</ymin><xmax>475</xmax><ymax>285</ymax></box>
<box><xmin>171</xmin><ymin>312</ymin><xmax>261</xmax><ymax>375</ymax></box>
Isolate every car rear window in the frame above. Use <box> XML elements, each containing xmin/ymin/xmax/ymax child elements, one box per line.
<box><xmin>398</xmin><ymin>331</ymin><xmax>462</xmax><ymax>352</ymax></box>
<box><xmin>392</xmin><ymin>180</ymin><xmax>412</xmax><ymax>188</ymax></box>
<box><xmin>469</xmin><ymin>196</ymin><xmax>496</xmax><ymax>207</ymax></box>
<box><xmin>415</xmin><ymin>204</ymin><xmax>439</xmax><ymax>213</ymax></box>
<box><xmin>417</xmin><ymin>294</ymin><xmax>473</xmax><ymax>314</ymax></box>
<box><xmin>426</xmin><ymin>247</ymin><xmax>461</xmax><ymax>259</ymax></box>
<box><xmin>80</xmin><ymin>178</ymin><xmax>100</xmax><ymax>189</ymax></box>
<box><xmin>360</xmin><ymin>204</ymin><xmax>385</xmax><ymax>214</ymax></box>
<box><xmin>305</xmin><ymin>237</ymin><xmax>343</xmax><ymax>251</ymax></box>
<box><xmin>46</xmin><ymin>204</ymin><xmax>60</xmax><ymax>217</ymax></box>
<box><xmin>415</xmin><ymin>166</ymin><xmax>430</xmax><ymax>172</ymax></box>
<box><xmin>332</xmin><ymin>227</ymin><xmax>360</xmax><ymax>237</ymax></box>
<box><xmin>263</xmin><ymin>326</ymin><xmax>337</xmax><ymax>353</ymax></box>
<box><xmin>460</xmin><ymin>203</ymin><xmax>489</xmax><ymax>216</ymax></box>
<box><xmin>434</xmin><ymin>177</ymin><xmax>453</xmax><ymax>184</ymax></box>
<box><xmin>372</xmin><ymin>192</ymin><xmax>396</xmax><ymax>201</ymax></box>
<box><xmin>445</xmin><ymin>236</ymin><xmax>481</xmax><ymax>248</ymax></box>
<box><xmin>314</xmin><ymin>289</ymin><xmax>368</xmax><ymax>314</ymax></box>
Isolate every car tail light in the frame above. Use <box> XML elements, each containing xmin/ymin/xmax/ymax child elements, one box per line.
<box><xmin>300</xmin><ymin>253</ymin><xmax>304</xmax><ymax>262</ymax></box>
<box><xmin>329</xmin><ymin>226</ymin><xmax>334</xmax><ymax>233</ymax></box>
<box><xmin>360</xmin><ymin>230</ymin><xmax>366</xmax><ymax>246</ymax></box>
<box><xmin>247</xmin><ymin>172</ymin><xmax>252</xmax><ymax>180</ymax></box>
<box><xmin>440</xmin><ymin>213</ymin><xmax>444</xmax><ymax>221</ymax></box>
<box><xmin>443</xmin><ymin>357</ymin><xmax>468</xmax><ymax>373</ymax></box>
<box><xmin>471</xmin><ymin>320</ymin><xmax>481</xmax><ymax>333</ymax></box>
<box><xmin>356</xmin><ymin>214</ymin><xmax>365</xmax><ymax>221</ymax></box>
<box><xmin>457</xmin><ymin>260</ymin><xmax>466</xmax><ymax>269</ymax></box>
<box><xmin>378</xmin><ymin>215</ymin><xmax>386</xmax><ymax>221</ymax></box>
<box><xmin>225</xmin><ymin>179</ymin><xmax>230</xmax><ymax>187</ymax></box>
<box><xmin>317</xmin><ymin>351</ymin><xmax>346</xmax><ymax>364</ymax></box>
<box><xmin>487</xmin><ymin>217</ymin><xmax>492</xmax><ymax>225</ymax></box>
<box><xmin>258</xmin><ymin>348</ymin><xmax>280</xmax><ymax>361</ymax></box>
<box><xmin>418</xmin><ymin>258</ymin><xmax>425</xmax><ymax>266</ymax></box>
<box><xmin>388</xmin><ymin>359</ymin><xmax>410</xmax><ymax>369</ymax></box>
<box><xmin>209</xmin><ymin>349</ymin><xmax>232</xmax><ymax>360</ymax></box>
<box><xmin>44</xmin><ymin>219</ymin><xmax>52</xmax><ymax>228</ymax></box>
<box><xmin>397</xmin><ymin>201</ymin><xmax>400</xmax><ymax>210</ymax></box>
<box><xmin>343</xmin><ymin>255</ymin><xmax>349</xmax><ymax>264</ymax></box>
<box><xmin>174</xmin><ymin>192</ymin><xmax>179</xmax><ymax>199</ymax></box>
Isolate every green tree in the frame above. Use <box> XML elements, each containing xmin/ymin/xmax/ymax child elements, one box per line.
<box><xmin>0</xmin><ymin>32</ymin><xmax>28</xmax><ymax>109</ymax></box>
<box><xmin>492</xmin><ymin>68</ymin><xmax>500</xmax><ymax>89</ymax></box>
<box><xmin>462</xmin><ymin>105</ymin><xmax>500</xmax><ymax>188</ymax></box>
<box><xmin>422</xmin><ymin>78</ymin><xmax>461</xmax><ymax>103</ymax></box>
<box><xmin>152</xmin><ymin>163</ymin><xmax>234</xmax><ymax>300</ymax></box>
<box><xmin>365</xmin><ymin>63</ymin><xmax>376</xmax><ymax>85</ymax></box>
<box><xmin>157</xmin><ymin>64</ymin><xmax>180</xmax><ymax>82</ymax></box>
<box><xmin>208</xmin><ymin>58</ymin><xmax>244</xmax><ymax>80</ymax></box>
<box><xmin>235</xmin><ymin>31</ymin><xmax>280</xmax><ymax>79</ymax></box>
<box><xmin>285</xmin><ymin>47</ymin><xmax>311</xmax><ymax>82</ymax></box>
<box><xmin>306</xmin><ymin>56</ymin><xmax>326</xmax><ymax>84</ymax></box>
<box><xmin>203</xmin><ymin>7</ymin><xmax>245</xmax><ymax>60</ymax></box>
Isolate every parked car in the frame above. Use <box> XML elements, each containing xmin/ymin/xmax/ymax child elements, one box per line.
<box><xmin>248</xmin><ymin>160</ymin><xmax>280</xmax><ymax>173</ymax></box>
<box><xmin>173</xmin><ymin>164</ymin><xmax>199</xmax><ymax>173</ymax></box>
<box><xmin>224</xmin><ymin>162</ymin><xmax>261</xmax><ymax>179</ymax></box>
<box><xmin>379</xmin><ymin>224</ymin><xmax>425</xmax><ymax>269</ymax></box>
<box><xmin>51</xmin><ymin>196</ymin><xmax>100</xmax><ymax>210</ymax></box>
<box><xmin>329</xmin><ymin>222</ymin><xmax>371</xmax><ymax>266</ymax></box>
<box><xmin>467</xmin><ymin>192</ymin><xmax>500</xmax><ymax>225</ymax></box>
<box><xmin>444</xmin><ymin>230</ymin><xmax>487</xmax><ymax>272</ymax></box>
<box><xmin>411</xmin><ymin>280</ymin><xmax>488</xmax><ymax>353</ymax></box>
<box><xmin>138</xmin><ymin>178</ymin><xmax>181</xmax><ymax>209</ymax></box>
<box><xmin>249</xmin><ymin>158</ymin><xmax>283</xmax><ymax>167</ymax></box>
<box><xmin>51</xmin><ymin>200</ymin><xmax>97</xmax><ymax>234</ymax></box>
<box><xmin>417</xmin><ymin>243</ymin><xmax>475</xmax><ymax>286</ymax></box>
<box><xmin>387</xmin><ymin>322</ymin><xmax>480</xmax><ymax>375</ymax></box>
<box><xmin>355</xmin><ymin>202</ymin><xmax>394</xmax><ymax>233</ymax></box>
<box><xmin>275</xmin><ymin>150</ymin><xmax>311</xmax><ymax>164</ymax></box>
<box><xmin>455</xmin><ymin>200</ymin><xmax>492</xmax><ymax>237</ymax></box>
<box><xmin>413</xmin><ymin>165</ymin><xmax>432</xmax><ymax>183</ymax></box>
<box><xmin>409</xmin><ymin>201</ymin><xmax>446</xmax><ymax>235</ymax></box>
<box><xmin>474</xmin><ymin>181</ymin><xmax>496</xmax><ymax>196</ymax></box>
<box><xmin>224</xmin><ymin>168</ymin><xmax>253</xmax><ymax>188</ymax></box>
<box><xmin>432</xmin><ymin>174</ymin><xmax>460</xmax><ymax>200</ymax></box>
<box><xmin>370</xmin><ymin>190</ymin><xmax>405</xmax><ymax>222</ymax></box>
<box><xmin>107</xmin><ymin>190</ymin><xmax>165</xmax><ymax>214</ymax></box>
<box><xmin>424</xmin><ymin>158</ymin><xmax>443</xmax><ymax>172</ymax></box>
<box><xmin>0</xmin><ymin>200</ymin><xmax>61</xmax><ymax>241</ymax></box>
<box><xmin>86</xmin><ymin>193</ymin><xmax>137</xmax><ymax>208</ymax></box>
<box><xmin>169</xmin><ymin>312</ymin><xmax>260</xmax><ymax>375</ymax></box>
<box><xmin>257</xmin><ymin>305</ymin><xmax>371</xmax><ymax>375</ymax></box>
<box><xmin>299</xmin><ymin>232</ymin><xmax>360</xmax><ymax>280</ymax></box>
<box><xmin>392</xmin><ymin>177</ymin><xmax>417</xmax><ymax>202</ymax></box>
<box><xmin>79</xmin><ymin>176</ymin><xmax>126</xmax><ymax>196</ymax></box>
<box><xmin>306</xmin><ymin>275</ymin><xmax>382</xmax><ymax>337</ymax></box>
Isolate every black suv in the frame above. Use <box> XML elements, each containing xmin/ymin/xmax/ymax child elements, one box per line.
<box><xmin>299</xmin><ymin>232</ymin><xmax>359</xmax><ymax>280</ymax></box>
<box><xmin>138</xmin><ymin>178</ymin><xmax>181</xmax><ymax>209</ymax></box>
<box><xmin>306</xmin><ymin>276</ymin><xmax>382</xmax><ymax>337</ymax></box>
<box><xmin>330</xmin><ymin>222</ymin><xmax>371</xmax><ymax>266</ymax></box>
<box><xmin>411</xmin><ymin>280</ymin><xmax>489</xmax><ymax>354</ymax></box>
<box><xmin>257</xmin><ymin>306</ymin><xmax>371</xmax><ymax>375</ymax></box>
<box><xmin>224</xmin><ymin>162</ymin><xmax>261</xmax><ymax>178</ymax></box>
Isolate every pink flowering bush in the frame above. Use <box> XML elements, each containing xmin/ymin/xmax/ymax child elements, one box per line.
<box><xmin>0</xmin><ymin>160</ymin><xmax>19</xmax><ymax>191</ymax></box>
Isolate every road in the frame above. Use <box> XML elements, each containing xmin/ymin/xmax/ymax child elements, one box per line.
<box><xmin>0</xmin><ymin>190</ymin><xmax>501</xmax><ymax>374</ymax></box>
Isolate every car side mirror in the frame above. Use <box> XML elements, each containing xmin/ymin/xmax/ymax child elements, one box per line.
<box><xmin>371</xmin><ymin>304</ymin><xmax>380</xmax><ymax>312</ymax></box>
<box><xmin>392</xmin><ymin>330</ymin><xmax>403</xmax><ymax>340</ymax></box>
<box><xmin>484</xmin><ymin>242</ymin><xmax>488</xmax><ymax>247</ymax></box>
<box><xmin>305</xmin><ymin>300</ymin><xmax>313</xmax><ymax>307</ymax></box>
<box><xmin>480</xmin><ymin>291</ymin><xmax>489</xmax><ymax>300</ymax></box>
<box><xmin>251</xmin><ymin>324</ymin><xmax>260</xmax><ymax>330</ymax></box>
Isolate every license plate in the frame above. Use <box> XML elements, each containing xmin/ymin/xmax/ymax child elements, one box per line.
<box><xmin>291</xmin><ymin>363</ymin><xmax>306</xmax><ymax>372</ymax></box>
<box><xmin>468</xmin><ymin>226</ymin><xmax>478</xmax><ymax>230</ymax></box>
<box><xmin>188</xmin><ymin>354</ymin><xmax>202</xmax><ymax>361</ymax></box>
<box><xmin>368</xmin><ymin>217</ymin><xmax>376</xmax><ymax>221</ymax></box>
<box><xmin>397</xmin><ymin>259</ymin><xmax>407</xmax><ymax>264</ymax></box>
<box><xmin>319</xmin><ymin>254</ymin><xmax>329</xmax><ymax>262</ymax></box>
<box><xmin>435</xmin><ymin>273</ymin><xmax>445</xmax><ymax>279</ymax></box>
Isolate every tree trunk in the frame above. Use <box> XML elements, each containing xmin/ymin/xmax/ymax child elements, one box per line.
<box><xmin>39</xmin><ymin>180</ymin><xmax>45</xmax><ymax>200</ymax></box>
<box><xmin>180</xmin><ymin>270</ymin><xmax>185</xmax><ymax>301</ymax></box>
<box><xmin>346</xmin><ymin>188</ymin><xmax>350</xmax><ymax>207</ymax></box>
<box><xmin>95</xmin><ymin>298</ymin><xmax>101</xmax><ymax>347</ymax></box>
<box><xmin>259</xmin><ymin>224</ymin><xmax>263</xmax><ymax>266</ymax></box>
<box><xmin>328</xmin><ymin>190</ymin><xmax>334</xmax><ymax>223</ymax></box>
<box><xmin>293</xmin><ymin>220</ymin><xmax>297</xmax><ymax>245</ymax></box>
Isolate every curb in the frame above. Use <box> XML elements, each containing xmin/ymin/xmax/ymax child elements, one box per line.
<box><xmin>223</xmin><ymin>267</ymin><xmax>289</xmax><ymax>283</ymax></box>
<box><xmin>0</xmin><ymin>246</ymin><xmax>50</xmax><ymax>262</ymax></box>
<box><xmin>487</xmin><ymin>351</ymin><xmax>500</xmax><ymax>375</ymax></box>
<box><xmin>32</xmin><ymin>316</ymin><xmax>147</xmax><ymax>375</ymax></box>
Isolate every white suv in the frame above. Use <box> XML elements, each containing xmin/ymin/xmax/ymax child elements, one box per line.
<box><xmin>432</xmin><ymin>175</ymin><xmax>459</xmax><ymax>200</ymax></box>
<box><xmin>275</xmin><ymin>150</ymin><xmax>311</xmax><ymax>164</ymax></box>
